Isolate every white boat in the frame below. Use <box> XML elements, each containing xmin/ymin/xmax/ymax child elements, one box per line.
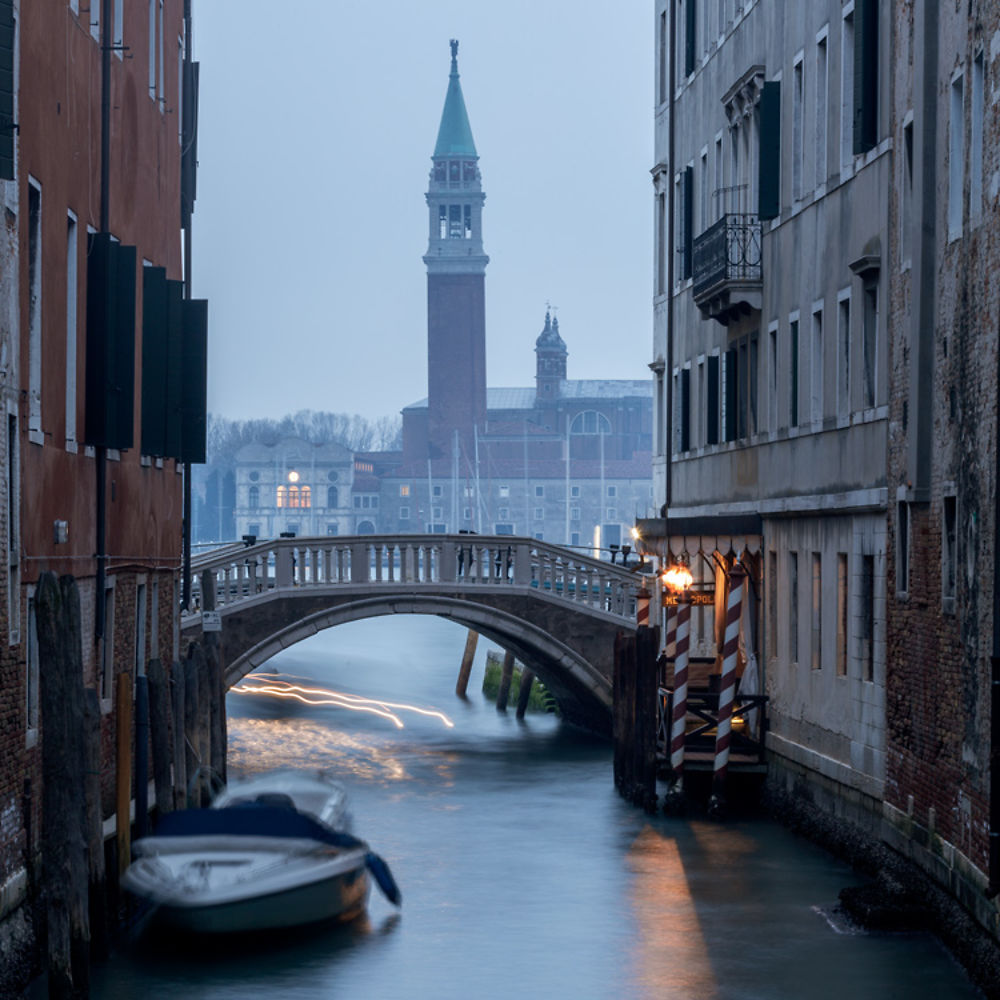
<box><xmin>123</xmin><ymin>770</ymin><xmax>401</xmax><ymax>933</ymax></box>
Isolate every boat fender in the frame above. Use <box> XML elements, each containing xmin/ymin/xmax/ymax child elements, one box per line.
<box><xmin>365</xmin><ymin>852</ymin><xmax>402</xmax><ymax>906</ymax></box>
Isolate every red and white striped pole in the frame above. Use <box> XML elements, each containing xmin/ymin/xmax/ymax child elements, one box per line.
<box><xmin>636</xmin><ymin>581</ymin><xmax>651</xmax><ymax>629</ymax></box>
<box><xmin>669</xmin><ymin>600</ymin><xmax>691</xmax><ymax>792</ymax></box>
<box><xmin>711</xmin><ymin>563</ymin><xmax>746</xmax><ymax>814</ymax></box>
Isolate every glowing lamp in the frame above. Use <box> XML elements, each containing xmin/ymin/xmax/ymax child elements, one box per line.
<box><xmin>661</xmin><ymin>553</ymin><xmax>693</xmax><ymax>593</ymax></box>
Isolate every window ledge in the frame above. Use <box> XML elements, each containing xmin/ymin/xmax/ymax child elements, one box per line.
<box><xmin>28</xmin><ymin>428</ymin><xmax>44</xmax><ymax>447</ymax></box>
<box><xmin>25</xmin><ymin>729</ymin><xmax>37</xmax><ymax>750</ymax></box>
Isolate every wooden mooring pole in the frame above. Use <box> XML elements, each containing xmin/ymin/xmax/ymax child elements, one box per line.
<box><xmin>613</xmin><ymin>627</ymin><xmax>659</xmax><ymax>813</ymax></box>
<box><xmin>146</xmin><ymin>658</ymin><xmax>174</xmax><ymax>817</ymax></box>
<box><xmin>115</xmin><ymin>671</ymin><xmax>132</xmax><ymax>881</ymax></box>
<box><xmin>455</xmin><ymin>629</ymin><xmax>478</xmax><ymax>697</ymax></box>
<box><xmin>496</xmin><ymin>650</ymin><xmax>515</xmax><ymax>711</ymax></box>
<box><xmin>515</xmin><ymin>668</ymin><xmax>535</xmax><ymax>719</ymax></box>
<box><xmin>202</xmin><ymin>569</ymin><xmax>227</xmax><ymax>788</ymax></box>
<box><xmin>83</xmin><ymin>687</ymin><xmax>107</xmax><ymax>960</ymax></box>
<box><xmin>170</xmin><ymin>659</ymin><xmax>187</xmax><ymax>810</ymax></box>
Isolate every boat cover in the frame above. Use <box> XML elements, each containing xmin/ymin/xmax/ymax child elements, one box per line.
<box><xmin>150</xmin><ymin>805</ymin><xmax>364</xmax><ymax>850</ymax></box>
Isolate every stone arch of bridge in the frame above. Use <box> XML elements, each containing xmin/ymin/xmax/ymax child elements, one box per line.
<box><xmin>222</xmin><ymin>594</ymin><xmax>613</xmax><ymax>732</ymax></box>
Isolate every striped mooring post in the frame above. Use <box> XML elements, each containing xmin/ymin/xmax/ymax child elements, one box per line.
<box><xmin>667</xmin><ymin>600</ymin><xmax>691</xmax><ymax>803</ymax></box>
<box><xmin>636</xmin><ymin>582</ymin><xmax>651</xmax><ymax>628</ymax></box>
<box><xmin>709</xmin><ymin>562</ymin><xmax>746</xmax><ymax>818</ymax></box>
<box><xmin>663</xmin><ymin>604</ymin><xmax>677</xmax><ymax>684</ymax></box>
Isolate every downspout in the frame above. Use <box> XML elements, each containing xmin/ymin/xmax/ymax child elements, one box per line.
<box><xmin>95</xmin><ymin>0</ymin><xmax>112</xmax><ymax>644</ymax></box>
<box><xmin>181</xmin><ymin>0</ymin><xmax>193</xmax><ymax>609</ymax></box>
<box><xmin>665</xmin><ymin>0</ymin><xmax>676</xmax><ymax>514</ymax></box>
<box><xmin>990</xmin><ymin>328</ymin><xmax>1000</xmax><ymax>897</ymax></box>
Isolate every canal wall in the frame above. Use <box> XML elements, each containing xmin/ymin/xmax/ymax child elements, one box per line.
<box><xmin>765</xmin><ymin>750</ymin><xmax>1000</xmax><ymax>998</ymax></box>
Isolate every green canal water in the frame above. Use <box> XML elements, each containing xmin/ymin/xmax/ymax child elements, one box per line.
<box><xmin>90</xmin><ymin>616</ymin><xmax>982</xmax><ymax>1000</ymax></box>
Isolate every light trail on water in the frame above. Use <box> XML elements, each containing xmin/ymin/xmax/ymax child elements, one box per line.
<box><xmin>230</xmin><ymin>672</ymin><xmax>455</xmax><ymax>730</ymax></box>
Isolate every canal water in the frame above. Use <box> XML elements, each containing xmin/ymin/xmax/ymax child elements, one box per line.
<box><xmin>92</xmin><ymin>616</ymin><xmax>981</xmax><ymax>1000</ymax></box>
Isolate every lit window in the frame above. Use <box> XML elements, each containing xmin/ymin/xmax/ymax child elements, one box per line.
<box><xmin>276</xmin><ymin>485</ymin><xmax>287</xmax><ymax>508</ymax></box>
<box><xmin>400</xmin><ymin>485</ymin><xmax>410</xmax><ymax>497</ymax></box>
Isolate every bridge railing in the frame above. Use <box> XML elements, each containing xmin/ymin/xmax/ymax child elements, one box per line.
<box><xmin>184</xmin><ymin>534</ymin><xmax>641</xmax><ymax>624</ymax></box>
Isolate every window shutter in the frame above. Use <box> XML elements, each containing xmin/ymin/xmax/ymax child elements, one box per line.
<box><xmin>684</xmin><ymin>0</ymin><xmax>696</xmax><ymax>77</ymax></box>
<box><xmin>163</xmin><ymin>279</ymin><xmax>184</xmax><ymax>459</ymax></box>
<box><xmin>682</xmin><ymin>165</ymin><xmax>694</xmax><ymax>280</ymax></box>
<box><xmin>758</xmin><ymin>81</ymin><xmax>781</xmax><ymax>220</ymax></box>
<box><xmin>680</xmin><ymin>368</ymin><xmax>691</xmax><ymax>452</ymax></box>
<box><xmin>724</xmin><ymin>347</ymin><xmax>738</xmax><ymax>442</ymax></box>
<box><xmin>84</xmin><ymin>234</ymin><xmax>136</xmax><ymax>450</ymax></box>
<box><xmin>0</xmin><ymin>0</ymin><xmax>13</xmax><ymax>180</ymax></box>
<box><xmin>853</xmin><ymin>0</ymin><xmax>878</xmax><ymax>154</ymax></box>
<box><xmin>180</xmin><ymin>299</ymin><xmax>208</xmax><ymax>464</ymax></box>
<box><xmin>181</xmin><ymin>60</ymin><xmax>199</xmax><ymax>228</ymax></box>
<box><xmin>140</xmin><ymin>267</ymin><xmax>168</xmax><ymax>456</ymax></box>
<box><xmin>706</xmin><ymin>355</ymin><xmax>719</xmax><ymax>445</ymax></box>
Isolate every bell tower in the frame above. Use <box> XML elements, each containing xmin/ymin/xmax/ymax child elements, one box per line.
<box><xmin>423</xmin><ymin>39</ymin><xmax>488</xmax><ymax>462</ymax></box>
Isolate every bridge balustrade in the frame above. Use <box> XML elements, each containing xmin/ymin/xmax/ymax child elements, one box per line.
<box><xmin>185</xmin><ymin>534</ymin><xmax>639</xmax><ymax>625</ymax></box>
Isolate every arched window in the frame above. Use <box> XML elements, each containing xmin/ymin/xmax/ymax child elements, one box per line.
<box><xmin>287</xmin><ymin>485</ymin><xmax>300</xmax><ymax>508</ymax></box>
<box><xmin>276</xmin><ymin>485</ymin><xmax>287</xmax><ymax>508</ymax></box>
<box><xmin>248</xmin><ymin>485</ymin><xmax>259</xmax><ymax>508</ymax></box>
<box><xmin>301</xmin><ymin>486</ymin><xmax>311</xmax><ymax>509</ymax></box>
<box><xmin>327</xmin><ymin>486</ymin><xmax>338</xmax><ymax>508</ymax></box>
<box><xmin>570</xmin><ymin>410</ymin><xmax>612</xmax><ymax>435</ymax></box>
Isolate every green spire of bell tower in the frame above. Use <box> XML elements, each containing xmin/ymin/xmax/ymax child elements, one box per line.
<box><xmin>433</xmin><ymin>39</ymin><xmax>477</xmax><ymax>157</ymax></box>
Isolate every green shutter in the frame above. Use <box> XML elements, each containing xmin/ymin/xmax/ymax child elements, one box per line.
<box><xmin>84</xmin><ymin>234</ymin><xmax>136</xmax><ymax>450</ymax></box>
<box><xmin>140</xmin><ymin>267</ymin><xmax>168</xmax><ymax>456</ymax></box>
<box><xmin>683</xmin><ymin>165</ymin><xmax>693</xmax><ymax>280</ymax></box>
<box><xmin>180</xmin><ymin>299</ymin><xmax>207</xmax><ymax>464</ymax></box>
<box><xmin>758</xmin><ymin>81</ymin><xmax>780</xmax><ymax>220</ymax></box>
<box><xmin>724</xmin><ymin>348</ymin><xmax>738</xmax><ymax>442</ymax></box>
<box><xmin>164</xmin><ymin>280</ymin><xmax>184</xmax><ymax>459</ymax></box>
<box><xmin>680</xmin><ymin>368</ymin><xmax>691</xmax><ymax>452</ymax></box>
<box><xmin>684</xmin><ymin>0</ymin><xmax>696</xmax><ymax>77</ymax></box>
<box><xmin>853</xmin><ymin>0</ymin><xmax>878</xmax><ymax>154</ymax></box>
<box><xmin>706</xmin><ymin>355</ymin><xmax>719</xmax><ymax>445</ymax></box>
<box><xmin>0</xmin><ymin>0</ymin><xmax>13</xmax><ymax>180</ymax></box>
<box><xmin>181</xmin><ymin>61</ymin><xmax>199</xmax><ymax>228</ymax></box>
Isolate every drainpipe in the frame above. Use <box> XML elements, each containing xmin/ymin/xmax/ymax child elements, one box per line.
<box><xmin>990</xmin><ymin>330</ymin><xmax>1000</xmax><ymax>897</ymax></box>
<box><xmin>95</xmin><ymin>0</ymin><xmax>112</xmax><ymax>644</ymax></box>
<box><xmin>664</xmin><ymin>0</ymin><xmax>676</xmax><ymax>515</ymax></box>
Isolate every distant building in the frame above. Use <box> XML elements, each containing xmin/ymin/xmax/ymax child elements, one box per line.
<box><xmin>232</xmin><ymin>43</ymin><xmax>654</xmax><ymax>553</ymax></box>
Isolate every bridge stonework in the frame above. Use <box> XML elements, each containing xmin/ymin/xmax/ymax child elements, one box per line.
<box><xmin>182</xmin><ymin>536</ymin><xmax>641</xmax><ymax>733</ymax></box>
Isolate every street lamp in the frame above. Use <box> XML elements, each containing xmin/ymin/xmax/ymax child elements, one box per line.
<box><xmin>661</xmin><ymin>551</ymin><xmax>693</xmax><ymax>594</ymax></box>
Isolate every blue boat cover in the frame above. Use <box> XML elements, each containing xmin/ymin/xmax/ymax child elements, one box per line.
<box><xmin>151</xmin><ymin>805</ymin><xmax>363</xmax><ymax>850</ymax></box>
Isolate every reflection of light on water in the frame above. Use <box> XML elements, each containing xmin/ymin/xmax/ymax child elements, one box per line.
<box><xmin>231</xmin><ymin>673</ymin><xmax>455</xmax><ymax>730</ymax></box>
<box><xmin>626</xmin><ymin>825</ymin><xmax>716</xmax><ymax>998</ymax></box>
<box><xmin>227</xmin><ymin>718</ymin><xmax>411</xmax><ymax>782</ymax></box>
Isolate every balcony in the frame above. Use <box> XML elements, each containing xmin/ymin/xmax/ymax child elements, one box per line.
<box><xmin>692</xmin><ymin>214</ymin><xmax>763</xmax><ymax>324</ymax></box>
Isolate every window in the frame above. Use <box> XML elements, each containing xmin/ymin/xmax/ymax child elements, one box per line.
<box><xmin>897</xmin><ymin>500</ymin><xmax>909</xmax><ymax>596</ymax></box>
<box><xmin>535</xmin><ymin>485</ymin><xmax>545</xmax><ymax>498</ymax></box>
<box><xmin>148</xmin><ymin>0</ymin><xmax>156</xmax><ymax>96</ymax></box>
<box><xmin>462</xmin><ymin>507</ymin><xmax>472</xmax><ymax>520</ymax></box>
<box><xmin>816</xmin><ymin>31</ymin><xmax>828</xmax><ymax>186</ymax></box>
<box><xmin>700</xmin><ymin>150</ymin><xmax>708</xmax><ymax>231</ymax></box>
<box><xmin>499</xmin><ymin>484</ymin><xmax>510</xmax><ymax>498</ymax></box>
<box><xmin>758</xmin><ymin>81</ymin><xmax>781</xmax><ymax>220</ymax></box>
<box><xmin>971</xmin><ymin>54</ymin><xmax>984</xmax><ymax>224</ymax></box>
<box><xmin>706</xmin><ymin>354</ymin><xmax>719</xmax><ymax>444</ymax></box>
<box><xmin>677</xmin><ymin>166</ymin><xmax>693</xmax><ymax>281</ymax></box>
<box><xmin>789</xmin><ymin>316</ymin><xmax>799</xmax><ymax>428</ymax></box>
<box><xmin>248</xmin><ymin>485</ymin><xmax>259</xmax><ymax>508</ymax></box>
<box><xmin>353</xmin><ymin>495</ymin><xmax>361</xmax><ymax>509</ymax></box>
<box><xmin>432</xmin><ymin>506</ymin><xmax>443</xmax><ymax>520</ymax></box>
<box><xmin>570</xmin><ymin>485</ymin><xmax>581</xmax><ymax>499</ymax></box>
<box><xmin>66</xmin><ymin>211</ymin><xmax>78</xmax><ymax>448</ymax></box>
<box><xmin>811</xmin><ymin>553</ymin><xmax>822</xmax><ymax>670</ymax></box>
<box><xmin>570</xmin><ymin>507</ymin><xmax>580</xmax><ymax>522</ymax></box>
<box><xmin>860</xmin><ymin>553</ymin><xmax>875</xmax><ymax>681</ymax></box>
<box><xmin>91</xmin><ymin>0</ymin><xmax>100</xmax><ymax>39</ymax></box>
<box><xmin>767</xmin><ymin>324</ymin><xmax>778</xmax><ymax>432</ymax></box>
<box><xmin>837</xmin><ymin>291</ymin><xmax>851</xmax><ymax>416</ymax></box>
<box><xmin>767</xmin><ymin>550</ymin><xmax>778</xmax><ymax>660</ymax></box>
<box><xmin>113</xmin><ymin>0</ymin><xmax>123</xmax><ymax>53</ymax></box>
<box><xmin>327</xmin><ymin>486</ymin><xmax>338</xmax><ymax>508</ymax></box>
<box><xmin>942</xmin><ymin>494</ymin><xmax>957</xmax><ymax>610</ymax></box>
<box><xmin>158</xmin><ymin>0</ymin><xmax>164</xmax><ymax>105</ymax></box>
<box><xmin>570</xmin><ymin>532</ymin><xmax>580</xmax><ymax>547</ymax></box>
<box><xmin>178</xmin><ymin>35</ymin><xmax>183</xmax><ymax>142</ymax></box>
<box><xmin>248</xmin><ymin>523</ymin><xmax>260</xmax><ymax>537</ymax></box>
<box><xmin>789</xmin><ymin>551</ymin><xmax>799</xmax><ymax>663</ymax></box>
<box><xmin>840</xmin><ymin>6</ymin><xmax>854</xmax><ymax>168</ymax></box>
<box><xmin>714</xmin><ymin>134</ymin><xmax>724</xmax><ymax>222</ymax></box>
<box><xmin>811</xmin><ymin>307</ymin><xmax>823</xmax><ymax>424</ymax></box>
<box><xmin>28</xmin><ymin>179</ymin><xmax>41</xmax><ymax>441</ymax></box>
<box><xmin>852</xmin><ymin>0</ymin><xmax>878</xmax><ymax>154</ymax></box>
<box><xmin>862</xmin><ymin>281</ymin><xmax>877</xmax><ymax>409</ymax></box>
<box><xmin>656</xmin><ymin>191</ymin><xmax>666</xmax><ymax>295</ymax></box>
<box><xmin>326</xmin><ymin>524</ymin><xmax>338</xmax><ymax>536</ymax></box>
<box><xmin>606</xmin><ymin>507</ymin><xmax>617</xmax><ymax>521</ymax></box>
<box><xmin>658</xmin><ymin>10</ymin><xmax>668</xmax><ymax>104</ymax></box>
<box><xmin>679</xmin><ymin>367</ymin><xmax>691</xmax><ymax>451</ymax></box>
<box><xmin>836</xmin><ymin>553</ymin><xmax>848</xmax><ymax>675</ymax></box>
<box><xmin>949</xmin><ymin>73</ymin><xmax>964</xmax><ymax>240</ymax></box>
<box><xmin>901</xmin><ymin>116</ymin><xmax>914</xmax><ymax>266</ymax></box>
<box><xmin>26</xmin><ymin>590</ymin><xmax>38</xmax><ymax>738</ymax></box>
<box><xmin>277</xmin><ymin>485</ymin><xmax>287</xmax><ymax>507</ymax></box>
<box><xmin>534</xmin><ymin>508</ymin><xmax>544</xmax><ymax>520</ymax></box>
<box><xmin>399</xmin><ymin>506</ymin><xmax>409</xmax><ymax>519</ymax></box>
<box><xmin>606</xmin><ymin>485</ymin><xmax>617</xmax><ymax>498</ymax></box>
<box><xmin>793</xmin><ymin>55</ymin><xmax>804</xmax><ymax>200</ymax></box>
<box><xmin>498</xmin><ymin>507</ymin><xmax>509</xmax><ymax>520</ymax></box>
<box><xmin>570</xmin><ymin>411</ymin><xmax>611</xmax><ymax>435</ymax></box>
<box><xmin>432</xmin><ymin>485</ymin><xmax>442</xmax><ymax>498</ymax></box>
<box><xmin>399</xmin><ymin>484</ymin><xmax>410</xmax><ymax>497</ymax></box>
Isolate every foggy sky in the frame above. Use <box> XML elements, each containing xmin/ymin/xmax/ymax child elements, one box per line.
<box><xmin>192</xmin><ymin>2</ymin><xmax>653</xmax><ymax>423</ymax></box>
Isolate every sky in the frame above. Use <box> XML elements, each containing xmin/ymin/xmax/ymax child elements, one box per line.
<box><xmin>192</xmin><ymin>2</ymin><xmax>653</xmax><ymax>423</ymax></box>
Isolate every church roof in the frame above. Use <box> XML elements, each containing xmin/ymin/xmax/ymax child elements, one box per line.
<box><xmin>433</xmin><ymin>41</ymin><xmax>477</xmax><ymax>158</ymax></box>
<box><xmin>535</xmin><ymin>311</ymin><xmax>567</xmax><ymax>353</ymax></box>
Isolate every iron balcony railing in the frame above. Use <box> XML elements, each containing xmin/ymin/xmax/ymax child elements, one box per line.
<box><xmin>692</xmin><ymin>213</ymin><xmax>762</xmax><ymax>301</ymax></box>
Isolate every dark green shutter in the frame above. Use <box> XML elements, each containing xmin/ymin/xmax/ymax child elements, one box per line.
<box><xmin>724</xmin><ymin>348</ymin><xmax>738</xmax><ymax>442</ymax></box>
<box><xmin>789</xmin><ymin>321</ymin><xmax>799</xmax><ymax>427</ymax></box>
<box><xmin>84</xmin><ymin>234</ymin><xmax>136</xmax><ymax>450</ymax></box>
<box><xmin>680</xmin><ymin>368</ymin><xmax>690</xmax><ymax>452</ymax></box>
<box><xmin>181</xmin><ymin>60</ymin><xmax>199</xmax><ymax>228</ymax></box>
<box><xmin>682</xmin><ymin>165</ymin><xmax>693</xmax><ymax>280</ymax></box>
<box><xmin>0</xmin><ymin>0</ymin><xmax>13</xmax><ymax>180</ymax></box>
<box><xmin>853</xmin><ymin>0</ymin><xmax>878</xmax><ymax>154</ymax></box>
<box><xmin>180</xmin><ymin>299</ymin><xmax>207</xmax><ymax>464</ymax></box>
<box><xmin>684</xmin><ymin>0</ymin><xmax>696</xmax><ymax>77</ymax></box>
<box><xmin>141</xmin><ymin>267</ymin><xmax>168</xmax><ymax>456</ymax></box>
<box><xmin>706</xmin><ymin>355</ymin><xmax>719</xmax><ymax>445</ymax></box>
<box><xmin>758</xmin><ymin>81</ymin><xmax>780</xmax><ymax>220</ymax></box>
<box><xmin>163</xmin><ymin>279</ymin><xmax>184</xmax><ymax>459</ymax></box>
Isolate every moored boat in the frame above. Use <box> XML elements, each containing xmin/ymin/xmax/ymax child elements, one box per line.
<box><xmin>123</xmin><ymin>770</ymin><xmax>400</xmax><ymax>933</ymax></box>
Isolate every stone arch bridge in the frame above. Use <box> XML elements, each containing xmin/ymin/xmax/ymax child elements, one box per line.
<box><xmin>181</xmin><ymin>535</ymin><xmax>642</xmax><ymax>732</ymax></box>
